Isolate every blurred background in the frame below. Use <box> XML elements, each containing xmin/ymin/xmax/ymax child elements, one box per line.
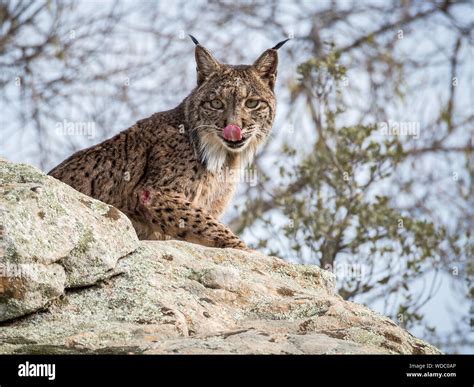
<box><xmin>0</xmin><ymin>0</ymin><xmax>472</xmax><ymax>353</ymax></box>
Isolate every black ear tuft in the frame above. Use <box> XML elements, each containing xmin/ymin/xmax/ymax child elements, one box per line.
<box><xmin>189</xmin><ymin>34</ymin><xmax>200</xmax><ymax>45</ymax></box>
<box><xmin>272</xmin><ymin>38</ymin><xmax>290</xmax><ymax>50</ymax></box>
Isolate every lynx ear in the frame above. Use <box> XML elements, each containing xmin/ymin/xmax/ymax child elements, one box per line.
<box><xmin>252</xmin><ymin>39</ymin><xmax>289</xmax><ymax>90</ymax></box>
<box><xmin>189</xmin><ymin>35</ymin><xmax>221</xmax><ymax>86</ymax></box>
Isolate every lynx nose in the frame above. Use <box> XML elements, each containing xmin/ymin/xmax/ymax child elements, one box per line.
<box><xmin>223</xmin><ymin>124</ymin><xmax>242</xmax><ymax>142</ymax></box>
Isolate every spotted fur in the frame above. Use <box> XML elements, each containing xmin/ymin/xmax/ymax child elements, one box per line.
<box><xmin>49</xmin><ymin>39</ymin><xmax>283</xmax><ymax>249</ymax></box>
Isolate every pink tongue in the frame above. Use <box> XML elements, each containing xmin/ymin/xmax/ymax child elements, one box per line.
<box><xmin>223</xmin><ymin>124</ymin><xmax>242</xmax><ymax>142</ymax></box>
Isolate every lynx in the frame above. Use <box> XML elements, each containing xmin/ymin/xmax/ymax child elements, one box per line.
<box><xmin>49</xmin><ymin>36</ymin><xmax>288</xmax><ymax>250</ymax></box>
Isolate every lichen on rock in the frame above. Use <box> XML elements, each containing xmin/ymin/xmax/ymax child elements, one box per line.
<box><xmin>0</xmin><ymin>159</ymin><xmax>138</xmax><ymax>320</ymax></box>
<box><xmin>0</xmin><ymin>159</ymin><xmax>441</xmax><ymax>354</ymax></box>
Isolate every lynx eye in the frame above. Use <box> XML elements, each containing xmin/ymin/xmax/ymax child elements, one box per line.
<box><xmin>245</xmin><ymin>99</ymin><xmax>260</xmax><ymax>109</ymax></box>
<box><xmin>210</xmin><ymin>99</ymin><xmax>224</xmax><ymax>109</ymax></box>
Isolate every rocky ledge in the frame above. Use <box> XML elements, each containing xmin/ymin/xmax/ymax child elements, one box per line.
<box><xmin>0</xmin><ymin>158</ymin><xmax>440</xmax><ymax>354</ymax></box>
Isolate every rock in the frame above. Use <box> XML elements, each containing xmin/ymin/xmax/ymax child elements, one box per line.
<box><xmin>0</xmin><ymin>262</ymin><xmax>66</xmax><ymax>322</ymax></box>
<box><xmin>0</xmin><ymin>159</ymin><xmax>440</xmax><ymax>354</ymax></box>
<box><xmin>196</xmin><ymin>266</ymin><xmax>241</xmax><ymax>292</ymax></box>
<box><xmin>0</xmin><ymin>159</ymin><xmax>138</xmax><ymax>321</ymax></box>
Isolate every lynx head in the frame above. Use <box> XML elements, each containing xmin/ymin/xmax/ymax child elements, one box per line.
<box><xmin>185</xmin><ymin>36</ymin><xmax>288</xmax><ymax>173</ymax></box>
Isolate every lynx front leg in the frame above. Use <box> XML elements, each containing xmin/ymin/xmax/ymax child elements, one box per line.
<box><xmin>136</xmin><ymin>189</ymin><xmax>247</xmax><ymax>250</ymax></box>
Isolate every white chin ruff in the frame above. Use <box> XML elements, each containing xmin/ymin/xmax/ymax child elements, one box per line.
<box><xmin>200</xmin><ymin>140</ymin><xmax>257</xmax><ymax>174</ymax></box>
